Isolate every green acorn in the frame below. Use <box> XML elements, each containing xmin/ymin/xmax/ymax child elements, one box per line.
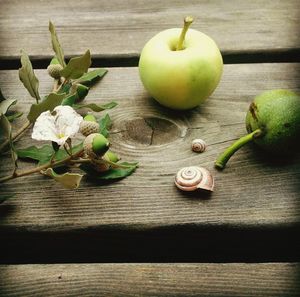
<box><xmin>93</xmin><ymin>151</ymin><xmax>120</xmax><ymax>172</ymax></box>
<box><xmin>104</xmin><ymin>151</ymin><xmax>120</xmax><ymax>163</ymax></box>
<box><xmin>47</xmin><ymin>64</ymin><xmax>63</xmax><ymax>79</ymax></box>
<box><xmin>83</xmin><ymin>114</ymin><xmax>97</xmax><ymax>122</ymax></box>
<box><xmin>84</xmin><ymin>133</ymin><xmax>110</xmax><ymax>158</ymax></box>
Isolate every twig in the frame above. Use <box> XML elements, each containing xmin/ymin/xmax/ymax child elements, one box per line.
<box><xmin>95</xmin><ymin>158</ymin><xmax>135</xmax><ymax>169</ymax></box>
<box><xmin>69</xmin><ymin>158</ymin><xmax>90</xmax><ymax>164</ymax></box>
<box><xmin>55</xmin><ymin>78</ymin><xmax>69</xmax><ymax>94</ymax></box>
<box><xmin>0</xmin><ymin>148</ymin><xmax>84</xmax><ymax>183</ymax></box>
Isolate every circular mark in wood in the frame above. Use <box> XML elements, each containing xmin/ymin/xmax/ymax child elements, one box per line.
<box><xmin>123</xmin><ymin>117</ymin><xmax>181</xmax><ymax>146</ymax></box>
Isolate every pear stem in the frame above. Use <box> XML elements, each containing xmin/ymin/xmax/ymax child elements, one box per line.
<box><xmin>215</xmin><ymin>129</ymin><xmax>262</xmax><ymax>170</ymax></box>
<box><xmin>176</xmin><ymin>16</ymin><xmax>194</xmax><ymax>51</ymax></box>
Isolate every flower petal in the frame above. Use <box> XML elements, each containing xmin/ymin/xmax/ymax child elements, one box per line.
<box><xmin>54</xmin><ymin>106</ymin><xmax>83</xmax><ymax>140</ymax></box>
<box><xmin>32</xmin><ymin>110</ymin><xmax>61</xmax><ymax>143</ymax></box>
<box><xmin>31</xmin><ymin>105</ymin><xmax>83</xmax><ymax>145</ymax></box>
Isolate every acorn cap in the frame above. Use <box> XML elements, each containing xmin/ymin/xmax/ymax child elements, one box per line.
<box><xmin>47</xmin><ymin>64</ymin><xmax>63</xmax><ymax>79</ymax></box>
<box><xmin>91</xmin><ymin>160</ymin><xmax>110</xmax><ymax>172</ymax></box>
<box><xmin>80</xmin><ymin>120</ymin><xmax>99</xmax><ymax>136</ymax></box>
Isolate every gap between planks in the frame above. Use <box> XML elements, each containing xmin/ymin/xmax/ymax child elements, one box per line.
<box><xmin>1</xmin><ymin>49</ymin><xmax>300</xmax><ymax>70</ymax></box>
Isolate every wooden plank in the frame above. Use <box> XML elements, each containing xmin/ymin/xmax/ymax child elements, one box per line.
<box><xmin>0</xmin><ymin>263</ymin><xmax>299</xmax><ymax>296</ymax></box>
<box><xmin>0</xmin><ymin>0</ymin><xmax>299</xmax><ymax>61</ymax></box>
<box><xmin>1</xmin><ymin>63</ymin><xmax>300</xmax><ymax>229</ymax></box>
<box><xmin>0</xmin><ymin>64</ymin><xmax>300</xmax><ymax>262</ymax></box>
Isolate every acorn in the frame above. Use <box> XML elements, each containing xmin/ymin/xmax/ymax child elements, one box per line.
<box><xmin>80</xmin><ymin>120</ymin><xmax>99</xmax><ymax>136</ymax></box>
<box><xmin>83</xmin><ymin>133</ymin><xmax>110</xmax><ymax>158</ymax></box>
<box><xmin>92</xmin><ymin>160</ymin><xmax>110</xmax><ymax>172</ymax></box>
<box><xmin>103</xmin><ymin>151</ymin><xmax>120</xmax><ymax>163</ymax></box>
<box><xmin>83</xmin><ymin>114</ymin><xmax>97</xmax><ymax>122</ymax></box>
<box><xmin>92</xmin><ymin>151</ymin><xmax>120</xmax><ymax>172</ymax></box>
<box><xmin>47</xmin><ymin>64</ymin><xmax>63</xmax><ymax>79</ymax></box>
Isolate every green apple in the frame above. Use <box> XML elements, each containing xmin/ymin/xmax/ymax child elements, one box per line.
<box><xmin>139</xmin><ymin>17</ymin><xmax>223</xmax><ymax>110</ymax></box>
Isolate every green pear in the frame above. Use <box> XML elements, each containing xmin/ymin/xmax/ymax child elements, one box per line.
<box><xmin>215</xmin><ymin>89</ymin><xmax>300</xmax><ymax>169</ymax></box>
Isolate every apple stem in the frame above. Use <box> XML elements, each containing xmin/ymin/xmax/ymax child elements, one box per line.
<box><xmin>215</xmin><ymin>129</ymin><xmax>262</xmax><ymax>170</ymax></box>
<box><xmin>176</xmin><ymin>16</ymin><xmax>194</xmax><ymax>51</ymax></box>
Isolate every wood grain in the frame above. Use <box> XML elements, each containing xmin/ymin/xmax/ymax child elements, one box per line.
<box><xmin>0</xmin><ymin>263</ymin><xmax>299</xmax><ymax>296</ymax></box>
<box><xmin>1</xmin><ymin>63</ymin><xmax>300</xmax><ymax>230</ymax></box>
<box><xmin>0</xmin><ymin>0</ymin><xmax>299</xmax><ymax>61</ymax></box>
<box><xmin>0</xmin><ymin>63</ymin><xmax>300</xmax><ymax>262</ymax></box>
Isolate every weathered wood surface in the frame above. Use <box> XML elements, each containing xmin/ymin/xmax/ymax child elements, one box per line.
<box><xmin>0</xmin><ymin>0</ymin><xmax>299</xmax><ymax>62</ymax></box>
<box><xmin>1</xmin><ymin>63</ymin><xmax>300</xmax><ymax>231</ymax></box>
<box><xmin>1</xmin><ymin>1</ymin><xmax>299</xmax><ymax>295</ymax></box>
<box><xmin>1</xmin><ymin>64</ymin><xmax>300</xmax><ymax>263</ymax></box>
<box><xmin>1</xmin><ymin>63</ymin><xmax>299</xmax><ymax>263</ymax></box>
<box><xmin>0</xmin><ymin>263</ymin><xmax>299</xmax><ymax>297</ymax></box>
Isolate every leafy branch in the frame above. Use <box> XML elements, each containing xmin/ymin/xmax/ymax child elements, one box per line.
<box><xmin>0</xmin><ymin>21</ymin><xmax>138</xmax><ymax>199</ymax></box>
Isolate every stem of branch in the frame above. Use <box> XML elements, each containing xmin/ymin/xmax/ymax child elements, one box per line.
<box><xmin>0</xmin><ymin>148</ymin><xmax>84</xmax><ymax>183</ymax></box>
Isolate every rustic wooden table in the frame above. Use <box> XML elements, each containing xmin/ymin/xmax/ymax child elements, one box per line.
<box><xmin>0</xmin><ymin>1</ymin><xmax>300</xmax><ymax>296</ymax></box>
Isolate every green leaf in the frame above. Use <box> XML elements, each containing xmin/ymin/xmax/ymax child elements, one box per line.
<box><xmin>98</xmin><ymin>114</ymin><xmax>112</xmax><ymax>137</ymax></box>
<box><xmin>0</xmin><ymin>194</ymin><xmax>15</xmax><ymax>204</ymax></box>
<box><xmin>41</xmin><ymin>168</ymin><xmax>83</xmax><ymax>189</ymax></box>
<box><xmin>73</xmin><ymin>101</ymin><xmax>117</xmax><ymax>112</ymax></box>
<box><xmin>60</xmin><ymin>50</ymin><xmax>91</xmax><ymax>79</ymax></box>
<box><xmin>0</xmin><ymin>88</ymin><xmax>5</xmax><ymax>102</ymax></box>
<box><xmin>0</xmin><ymin>88</ymin><xmax>18</xmax><ymax>116</ymax></box>
<box><xmin>80</xmin><ymin>161</ymin><xmax>138</xmax><ymax>181</ymax></box>
<box><xmin>100</xmin><ymin>166</ymin><xmax>137</xmax><ymax>180</ymax></box>
<box><xmin>61</xmin><ymin>94</ymin><xmax>76</xmax><ymax>107</ymax></box>
<box><xmin>19</xmin><ymin>50</ymin><xmax>41</xmax><ymax>102</ymax></box>
<box><xmin>0</xmin><ymin>114</ymin><xmax>10</xmax><ymax>140</ymax></box>
<box><xmin>0</xmin><ymin>114</ymin><xmax>17</xmax><ymax>168</ymax></box>
<box><xmin>27</xmin><ymin>92</ymin><xmax>66</xmax><ymax>123</ymax></box>
<box><xmin>7</xmin><ymin>112</ymin><xmax>23</xmax><ymax>122</ymax></box>
<box><xmin>49</xmin><ymin>21</ymin><xmax>66</xmax><ymax>67</ymax></box>
<box><xmin>57</xmin><ymin>82</ymin><xmax>72</xmax><ymax>95</ymax></box>
<box><xmin>62</xmin><ymin>84</ymin><xmax>89</xmax><ymax>106</ymax></box>
<box><xmin>17</xmin><ymin>144</ymin><xmax>54</xmax><ymax>164</ymax></box>
<box><xmin>17</xmin><ymin>142</ymin><xmax>83</xmax><ymax>165</ymax></box>
<box><xmin>77</xmin><ymin>69</ymin><xmax>107</xmax><ymax>86</ymax></box>
<box><xmin>52</xmin><ymin>142</ymin><xmax>83</xmax><ymax>165</ymax></box>
<box><xmin>0</xmin><ymin>99</ymin><xmax>17</xmax><ymax>116</ymax></box>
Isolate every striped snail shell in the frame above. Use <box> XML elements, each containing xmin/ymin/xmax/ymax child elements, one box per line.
<box><xmin>174</xmin><ymin>166</ymin><xmax>214</xmax><ymax>192</ymax></box>
<box><xmin>191</xmin><ymin>139</ymin><xmax>206</xmax><ymax>153</ymax></box>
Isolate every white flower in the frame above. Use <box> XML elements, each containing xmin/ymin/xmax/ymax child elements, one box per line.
<box><xmin>32</xmin><ymin>106</ymin><xmax>83</xmax><ymax>145</ymax></box>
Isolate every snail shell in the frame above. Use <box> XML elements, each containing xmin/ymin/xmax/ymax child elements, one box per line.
<box><xmin>192</xmin><ymin>139</ymin><xmax>206</xmax><ymax>153</ymax></box>
<box><xmin>174</xmin><ymin>166</ymin><xmax>214</xmax><ymax>192</ymax></box>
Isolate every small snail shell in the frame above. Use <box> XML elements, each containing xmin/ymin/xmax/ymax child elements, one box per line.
<box><xmin>192</xmin><ymin>139</ymin><xmax>206</xmax><ymax>153</ymax></box>
<box><xmin>175</xmin><ymin>166</ymin><xmax>214</xmax><ymax>192</ymax></box>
